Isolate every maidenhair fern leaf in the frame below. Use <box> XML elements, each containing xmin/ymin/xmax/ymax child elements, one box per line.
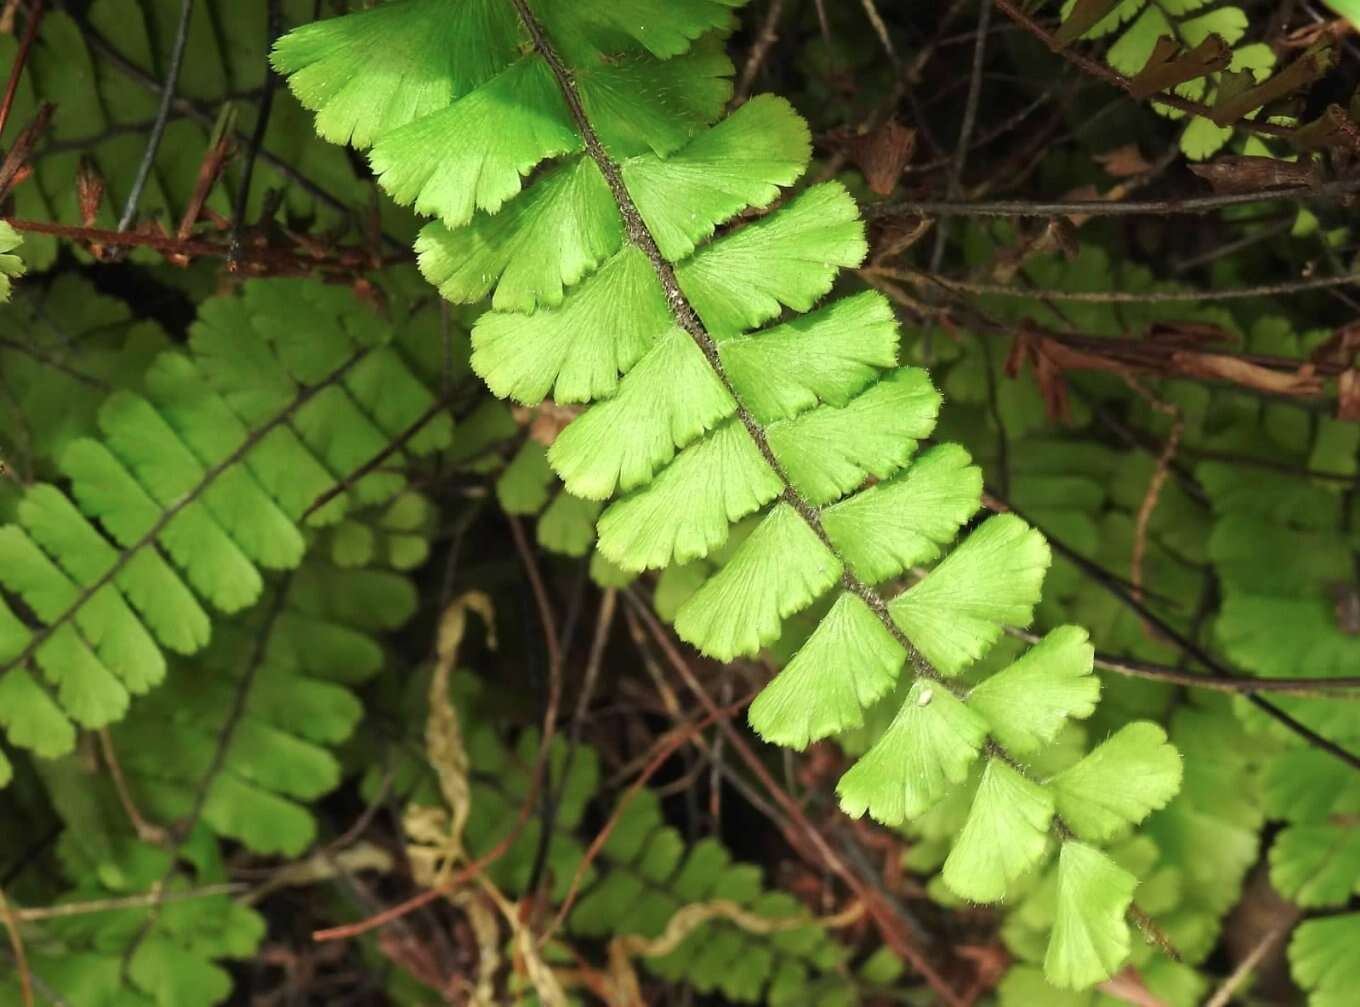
<box><xmin>623</xmin><ymin>94</ymin><xmax>811</xmax><ymax>261</ymax></box>
<box><xmin>417</xmin><ymin>156</ymin><xmax>620</xmax><ymax>312</ymax></box>
<box><xmin>748</xmin><ymin>592</ymin><xmax>906</xmax><ymax>749</ymax></box>
<box><xmin>822</xmin><ymin>443</ymin><xmax>982</xmax><ymax>584</ymax></box>
<box><xmin>550</xmin><ymin>326</ymin><xmax>734</xmax><ymax>499</ymax></box>
<box><xmin>1290</xmin><ymin>914</ymin><xmax>1360</xmax><ymax>1007</ymax></box>
<box><xmin>766</xmin><ymin>366</ymin><xmax>939</xmax><ymax>506</ymax></box>
<box><xmin>1269</xmin><ymin>825</ymin><xmax>1360</xmax><ymax>907</ymax></box>
<box><xmin>597</xmin><ymin>419</ymin><xmax>781</xmax><ymax>571</ymax></box>
<box><xmin>271</xmin><ymin>0</ymin><xmax>523</xmax><ymax>148</ymax></box>
<box><xmin>678</xmin><ymin>182</ymin><xmax>868</xmax><ymax>338</ymax></box>
<box><xmin>673</xmin><ymin>503</ymin><xmax>842</xmax><ymax>661</ymax></box>
<box><xmin>966</xmin><ymin>626</ymin><xmax>1099</xmax><ymax>755</ymax></box>
<box><xmin>1052</xmin><ymin>723</ymin><xmax>1183</xmax><ymax>842</ymax></box>
<box><xmin>837</xmin><ymin>680</ymin><xmax>989</xmax><ymax>825</ymax></box>
<box><xmin>0</xmin><ymin>220</ymin><xmax>23</xmax><ymax>301</ymax></box>
<box><xmin>1045</xmin><ymin>842</ymin><xmax>1138</xmax><ymax>989</ymax></box>
<box><xmin>371</xmin><ymin>57</ymin><xmax>580</xmax><ymax>229</ymax></box>
<box><xmin>943</xmin><ymin>759</ymin><xmax>1055</xmax><ymax>903</ymax></box>
<box><xmin>472</xmin><ymin>245</ymin><xmax>672</xmax><ymax>405</ymax></box>
<box><xmin>717</xmin><ymin>291</ymin><xmax>900</xmax><ymax>424</ymax></box>
<box><xmin>890</xmin><ymin>514</ymin><xmax>1051</xmax><ymax>675</ymax></box>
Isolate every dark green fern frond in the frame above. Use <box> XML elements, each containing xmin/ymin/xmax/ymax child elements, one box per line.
<box><xmin>0</xmin><ymin>279</ymin><xmax>450</xmax><ymax>779</ymax></box>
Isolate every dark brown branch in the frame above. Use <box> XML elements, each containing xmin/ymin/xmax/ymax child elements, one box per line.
<box><xmin>1006</xmin><ymin>628</ymin><xmax>1360</xmax><ymax>696</ymax></box>
<box><xmin>868</xmin><ymin>178</ymin><xmax>1360</xmax><ymax>219</ymax></box>
<box><xmin>0</xmin><ymin>0</ymin><xmax>42</xmax><ymax>141</ymax></box>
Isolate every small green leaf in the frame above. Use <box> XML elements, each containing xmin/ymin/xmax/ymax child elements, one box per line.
<box><xmin>823</xmin><ymin>443</ymin><xmax>981</xmax><ymax>584</ymax></box>
<box><xmin>472</xmin><ymin>246</ymin><xmax>671</xmax><ymax>405</ymax></box>
<box><xmin>837</xmin><ymin>679</ymin><xmax>988</xmax><ymax>825</ymax></box>
<box><xmin>678</xmin><ymin>182</ymin><xmax>867</xmax><ymax>338</ymax></box>
<box><xmin>625</xmin><ymin>94</ymin><xmax>811</xmax><ymax>261</ymax></box>
<box><xmin>271</xmin><ymin>0</ymin><xmax>524</xmax><ymax>148</ymax></box>
<box><xmin>537</xmin><ymin>492</ymin><xmax>603</xmax><ymax>558</ymax></box>
<box><xmin>943</xmin><ymin>759</ymin><xmax>1054</xmax><ymax>903</ymax></box>
<box><xmin>748</xmin><ymin>592</ymin><xmax>906</xmax><ymax>749</ymax></box>
<box><xmin>767</xmin><ymin>367</ymin><xmax>940</xmax><ymax>506</ymax></box>
<box><xmin>496</xmin><ymin>441</ymin><xmax>554</xmax><ymax>516</ymax></box>
<box><xmin>674</xmin><ymin>503</ymin><xmax>842</xmax><ymax>661</ymax></box>
<box><xmin>1270</xmin><ymin>825</ymin><xmax>1360</xmax><ymax>908</ymax></box>
<box><xmin>889</xmin><ymin>514</ymin><xmax>1051</xmax><ymax>675</ymax></box>
<box><xmin>1051</xmin><ymin>722</ymin><xmax>1182</xmax><ymax>841</ymax></box>
<box><xmin>966</xmin><ymin>626</ymin><xmax>1099</xmax><ymax>755</ymax></box>
<box><xmin>719</xmin><ymin>291</ymin><xmax>899</xmax><ymax>424</ymax></box>
<box><xmin>1290</xmin><ymin>913</ymin><xmax>1360</xmax><ymax>1007</ymax></box>
<box><xmin>597</xmin><ymin>420</ymin><xmax>780</xmax><ymax>571</ymax></box>
<box><xmin>369</xmin><ymin>57</ymin><xmax>580</xmax><ymax>229</ymax></box>
<box><xmin>0</xmin><ymin>221</ymin><xmax>24</xmax><ymax>302</ymax></box>
<box><xmin>1044</xmin><ymin>841</ymin><xmax>1137</xmax><ymax>989</ymax></box>
<box><xmin>550</xmin><ymin>326</ymin><xmax>735</xmax><ymax>499</ymax></box>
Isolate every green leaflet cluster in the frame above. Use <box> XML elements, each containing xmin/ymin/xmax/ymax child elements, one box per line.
<box><xmin>275</xmin><ymin>0</ymin><xmax>1184</xmax><ymax>988</ymax></box>
<box><xmin>0</xmin><ymin>221</ymin><xmax>23</xmax><ymax>302</ymax></box>
<box><xmin>0</xmin><ymin>547</ymin><xmax>417</xmax><ymax>1007</ymax></box>
<box><xmin>1194</xmin><ymin>374</ymin><xmax>1360</xmax><ymax>1007</ymax></box>
<box><xmin>1054</xmin><ymin>0</ymin><xmax>1278</xmax><ymax>160</ymax></box>
<box><xmin>0</xmin><ymin>278</ymin><xmax>449</xmax><ymax>786</ymax></box>
<box><xmin>3</xmin><ymin>0</ymin><xmax>417</xmax><ymax>271</ymax></box>
<box><xmin>0</xmin><ymin>808</ymin><xmax>266</xmax><ymax>1006</ymax></box>
<box><xmin>357</xmin><ymin>670</ymin><xmax>858</xmax><ymax>1004</ymax></box>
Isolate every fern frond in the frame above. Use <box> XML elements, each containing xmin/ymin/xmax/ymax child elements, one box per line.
<box><xmin>0</xmin><ymin>280</ymin><xmax>450</xmax><ymax>770</ymax></box>
<box><xmin>0</xmin><ymin>221</ymin><xmax>23</xmax><ymax>302</ymax></box>
<box><xmin>1053</xmin><ymin>0</ymin><xmax>1282</xmax><ymax>159</ymax></box>
<box><xmin>278</xmin><ymin>0</ymin><xmax>1186</xmax><ymax>987</ymax></box>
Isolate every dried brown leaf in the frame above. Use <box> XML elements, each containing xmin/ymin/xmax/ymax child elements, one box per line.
<box><xmin>1211</xmin><ymin>45</ymin><xmax>1335</xmax><ymax>126</ymax></box>
<box><xmin>1094</xmin><ymin>144</ymin><xmax>1153</xmax><ymax>178</ymax></box>
<box><xmin>1170</xmin><ymin>351</ymin><xmax>1323</xmax><ymax>396</ymax></box>
<box><xmin>1338</xmin><ymin>368</ymin><xmax>1360</xmax><ymax>421</ymax></box>
<box><xmin>847</xmin><ymin>119</ymin><xmax>916</xmax><ymax>196</ymax></box>
<box><xmin>1188</xmin><ymin>155</ymin><xmax>1320</xmax><ymax>194</ymax></box>
<box><xmin>1052</xmin><ymin>0</ymin><xmax>1121</xmax><ymax>48</ymax></box>
<box><xmin>1129</xmin><ymin>35</ymin><xmax>1231</xmax><ymax>99</ymax></box>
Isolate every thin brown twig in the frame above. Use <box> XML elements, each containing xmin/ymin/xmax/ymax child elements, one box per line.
<box><xmin>869</xmin><ymin>263</ymin><xmax>1360</xmax><ymax>302</ymax></box>
<box><xmin>733</xmin><ymin>0</ymin><xmax>785</xmax><ymax>103</ymax></box>
<box><xmin>539</xmin><ymin>690</ymin><xmax>755</xmax><ymax>945</ymax></box>
<box><xmin>1204</xmin><ymin>918</ymin><xmax>1295</xmax><ymax>1007</ymax></box>
<box><xmin>0</xmin><ymin>0</ymin><xmax>42</xmax><ymax>142</ymax></box>
<box><xmin>97</xmin><ymin>728</ymin><xmax>168</xmax><ymax>846</ymax></box>
<box><xmin>859</xmin><ymin>0</ymin><xmax>898</xmax><ymax>65</ymax></box>
<box><xmin>868</xmin><ymin>178</ymin><xmax>1360</xmax><ymax>219</ymax></box>
<box><xmin>116</xmin><ymin>0</ymin><xmax>193</xmax><ymax>232</ymax></box>
<box><xmin>0</xmin><ymin>883</ymin><xmax>32</xmax><ymax>1007</ymax></box>
<box><xmin>507</xmin><ymin>514</ymin><xmax>563</xmax><ymax>687</ymax></box>
<box><xmin>14</xmin><ymin>884</ymin><xmax>245</xmax><ymax>922</ymax></box>
<box><xmin>3</xmin><ymin>215</ymin><xmax>402</xmax><ymax>275</ymax></box>
<box><xmin>1124</xmin><ymin>379</ymin><xmax>1184</xmax><ymax>604</ymax></box>
<box><xmin>1005</xmin><ymin>628</ymin><xmax>1360</xmax><ymax>695</ymax></box>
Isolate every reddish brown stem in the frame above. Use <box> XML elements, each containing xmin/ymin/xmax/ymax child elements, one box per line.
<box><xmin>0</xmin><ymin>0</ymin><xmax>43</xmax><ymax>142</ymax></box>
